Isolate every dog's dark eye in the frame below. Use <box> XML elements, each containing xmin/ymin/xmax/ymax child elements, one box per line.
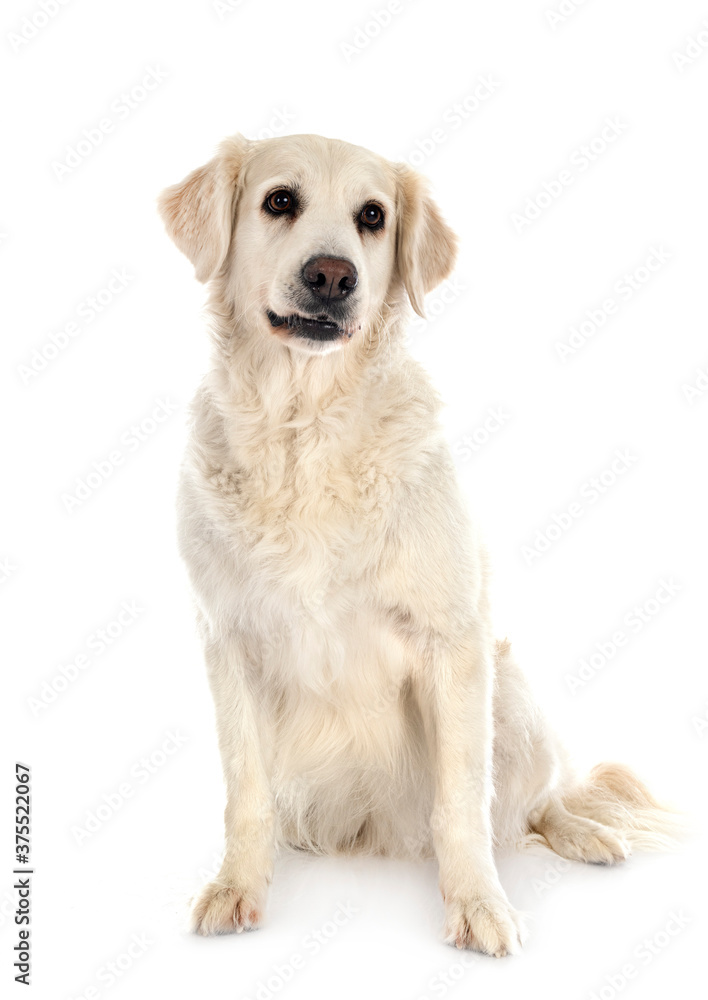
<box><xmin>359</xmin><ymin>203</ymin><xmax>384</xmax><ymax>229</ymax></box>
<box><xmin>265</xmin><ymin>189</ymin><xmax>296</xmax><ymax>214</ymax></box>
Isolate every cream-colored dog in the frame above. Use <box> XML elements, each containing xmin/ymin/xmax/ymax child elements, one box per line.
<box><xmin>159</xmin><ymin>133</ymin><xmax>676</xmax><ymax>957</ymax></box>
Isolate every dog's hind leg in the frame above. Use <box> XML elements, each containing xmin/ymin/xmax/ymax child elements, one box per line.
<box><xmin>491</xmin><ymin>640</ymin><xmax>682</xmax><ymax>863</ymax></box>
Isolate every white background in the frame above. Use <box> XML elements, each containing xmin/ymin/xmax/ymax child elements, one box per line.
<box><xmin>3</xmin><ymin>1</ymin><xmax>707</xmax><ymax>998</ymax></box>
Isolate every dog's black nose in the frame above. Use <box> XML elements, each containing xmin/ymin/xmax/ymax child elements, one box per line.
<box><xmin>302</xmin><ymin>256</ymin><xmax>358</xmax><ymax>300</ymax></box>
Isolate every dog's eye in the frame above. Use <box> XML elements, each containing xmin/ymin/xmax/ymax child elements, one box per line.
<box><xmin>359</xmin><ymin>203</ymin><xmax>384</xmax><ymax>229</ymax></box>
<box><xmin>265</xmin><ymin>189</ymin><xmax>296</xmax><ymax>214</ymax></box>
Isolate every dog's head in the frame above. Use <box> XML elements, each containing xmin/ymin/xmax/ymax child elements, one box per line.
<box><xmin>159</xmin><ymin>133</ymin><xmax>457</xmax><ymax>355</ymax></box>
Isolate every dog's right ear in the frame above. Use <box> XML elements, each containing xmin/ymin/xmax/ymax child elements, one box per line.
<box><xmin>158</xmin><ymin>133</ymin><xmax>250</xmax><ymax>283</ymax></box>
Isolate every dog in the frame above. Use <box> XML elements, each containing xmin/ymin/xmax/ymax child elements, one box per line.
<box><xmin>159</xmin><ymin>133</ymin><xmax>678</xmax><ymax>957</ymax></box>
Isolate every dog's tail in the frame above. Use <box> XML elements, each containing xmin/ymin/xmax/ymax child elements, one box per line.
<box><xmin>559</xmin><ymin>761</ymin><xmax>685</xmax><ymax>852</ymax></box>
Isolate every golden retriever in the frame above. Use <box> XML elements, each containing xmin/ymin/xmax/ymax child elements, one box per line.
<box><xmin>159</xmin><ymin>133</ymin><xmax>677</xmax><ymax>957</ymax></box>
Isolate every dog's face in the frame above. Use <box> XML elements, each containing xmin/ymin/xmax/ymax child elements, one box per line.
<box><xmin>230</xmin><ymin>136</ymin><xmax>399</xmax><ymax>355</ymax></box>
<box><xmin>160</xmin><ymin>133</ymin><xmax>457</xmax><ymax>356</ymax></box>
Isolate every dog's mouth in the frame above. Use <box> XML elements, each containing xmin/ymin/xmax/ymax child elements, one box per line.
<box><xmin>267</xmin><ymin>310</ymin><xmax>352</xmax><ymax>342</ymax></box>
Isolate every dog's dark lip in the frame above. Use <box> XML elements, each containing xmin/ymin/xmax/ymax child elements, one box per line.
<box><xmin>267</xmin><ymin>310</ymin><xmax>351</xmax><ymax>341</ymax></box>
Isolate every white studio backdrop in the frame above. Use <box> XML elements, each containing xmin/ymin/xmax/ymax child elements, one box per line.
<box><xmin>2</xmin><ymin>1</ymin><xmax>707</xmax><ymax>998</ymax></box>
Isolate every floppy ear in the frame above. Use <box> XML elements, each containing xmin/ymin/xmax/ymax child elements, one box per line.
<box><xmin>158</xmin><ymin>133</ymin><xmax>250</xmax><ymax>283</ymax></box>
<box><xmin>395</xmin><ymin>164</ymin><xmax>459</xmax><ymax>317</ymax></box>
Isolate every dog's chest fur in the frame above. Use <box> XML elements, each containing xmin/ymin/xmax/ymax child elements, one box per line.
<box><xmin>190</xmin><ymin>352</ymin><xmax>438</xmax><ymax>596</ymax></box>
<box><xmin>181</xmin><ymin>352</ymin><xmax>438</xmax><ymax>697</ymax></box>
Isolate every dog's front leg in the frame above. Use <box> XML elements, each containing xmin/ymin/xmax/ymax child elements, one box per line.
<box><xmin>192</xmin><ymin>631</ymin><xmax>275</xmax><ymax>936</ymax></box>
<box><xmin>414</xmin><ymin>628</ymin><xmax>526</xmax><ymax>957</ymax></box>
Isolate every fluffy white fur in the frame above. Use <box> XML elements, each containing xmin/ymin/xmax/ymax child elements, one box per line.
<box><xmin>159</xmin><ymin>133</ymin><xmax>679</xmax><ymax>957</ymax></box>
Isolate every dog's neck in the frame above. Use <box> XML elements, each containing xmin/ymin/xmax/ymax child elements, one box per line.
<box><xmin>196</xmin><ymin>284</ymin><xmax>416</xmax><ymax>481</ymax></box>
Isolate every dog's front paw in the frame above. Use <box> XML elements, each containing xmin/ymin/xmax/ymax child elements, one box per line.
<box><xmin>192</xmin><ymin>880</ymin><xmax>265</xmax><ymax>936</ymax></box>
<box><xmin>443</xmin><ymin>893</ymin><xmax>526</xmax><ymax>957</ymax></box>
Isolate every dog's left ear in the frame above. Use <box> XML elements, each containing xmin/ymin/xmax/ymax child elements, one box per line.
<box><xmin>394</xmin><ymin>164</ymin><xmax>458</xmax><ymax>317</ymax></box>
<box><xmin>158</xmin><ymin>133</ymin><xmax>250</xmax><ymax>283</ymax></box>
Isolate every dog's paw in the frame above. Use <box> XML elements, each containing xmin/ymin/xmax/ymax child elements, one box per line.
<box><xmin>572</xmin><ymin>825</ymin><xmax>631</xmax><ymax>865</ymax></box>
<box><xmin>192</xmin><ymin>881</ymin><xmax>264</xmax><ymax>936</ymax></box>
<box><xmin>548</xmin><ymin>816</ymin><xmax>631</xmax><ymax>865</ymax></box>
<box><xmin>443</xmin><ymin>893</ymin><xmax>526</xmax><ymax>958</ymax></box>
